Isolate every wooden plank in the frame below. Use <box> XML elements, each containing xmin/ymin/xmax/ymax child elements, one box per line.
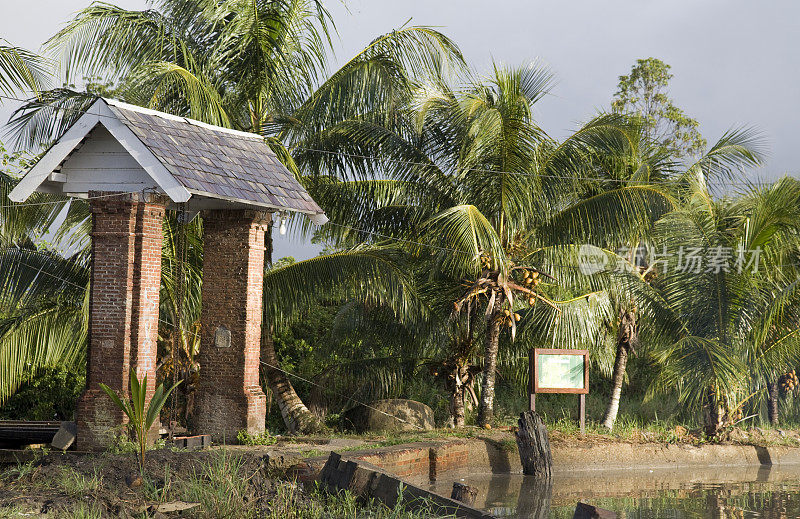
<box><xmin>8</xmin><ymin>102</ymin><xmax>102</xmax><ymax>202</ymax></box>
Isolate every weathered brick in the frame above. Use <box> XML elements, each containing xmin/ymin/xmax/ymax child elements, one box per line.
<box><xmin>194</xmin><ymin>210</ymin><xmax>270</xmax><ymax>441</ymax></box>
<box><xmin>77</xmin><ymin>192</ymin><xmax>166</xmax><ymax>450</ymax></box>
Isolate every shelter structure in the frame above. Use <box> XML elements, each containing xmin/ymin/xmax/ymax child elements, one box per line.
<box><xmin>9</xmin><ymin>98</ymin><xmax>326</xmax><ymax>448</ymax></box>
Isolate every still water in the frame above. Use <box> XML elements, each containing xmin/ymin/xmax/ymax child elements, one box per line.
<box><xmin>425</xmin><ymin>466</ymin><xmax>800</xmax><ymax>518</ymax></box>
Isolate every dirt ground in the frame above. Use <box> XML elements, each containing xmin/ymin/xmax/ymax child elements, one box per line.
<box><xmin>0</xmin><ymin>449</ymin><xmax>293</xmax><ymax>518</ymax></box>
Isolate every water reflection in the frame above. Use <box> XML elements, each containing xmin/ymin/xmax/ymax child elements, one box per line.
<box><xmin>428</xmin><ymin>465</ymin><xmax>800</xmax><ymax>518</ymax></box>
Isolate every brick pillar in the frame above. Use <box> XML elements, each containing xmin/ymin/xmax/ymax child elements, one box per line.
<box><xmin>195</xmin><ymin>210</ymin><xmax>269</xmax><ymax>441</ymax></box>
<box><xmin>76</xmin><ymin>192</ymin><xmax>166</xmax><ymax>450</ymax></box>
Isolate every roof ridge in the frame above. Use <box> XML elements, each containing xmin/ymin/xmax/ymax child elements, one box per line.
<box><xmin>102</xmin><ymin>98</ymin><xmax>264</xmax><ymax>141</ymax></box>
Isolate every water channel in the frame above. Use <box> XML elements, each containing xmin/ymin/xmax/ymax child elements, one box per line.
<box><xmin>424</xmin><ymin>465</ymin><xmax>800</xmax><ymax>518</ymax></box>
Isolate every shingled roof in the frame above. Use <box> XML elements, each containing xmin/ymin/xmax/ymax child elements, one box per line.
<box><xmin>9</xmin><ymin>98</ymin><xmax>326</xmax><ymax>221</ymax></box>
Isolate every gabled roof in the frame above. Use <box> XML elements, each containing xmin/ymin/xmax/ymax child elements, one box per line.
<box><xmin>9</xmin><ymin>98</ymin><xmax>326</xmax><ymax>221</ymax></box>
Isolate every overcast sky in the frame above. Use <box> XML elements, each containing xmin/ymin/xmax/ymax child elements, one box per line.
<box><xmin>2</xmin><ymin>1</ymin><xmax>798</xmax><ymax>259</ymax></box>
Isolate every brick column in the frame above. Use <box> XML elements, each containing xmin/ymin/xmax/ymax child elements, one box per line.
<box><xmin>195</xmin><ymin>210</ymin><xmax>269</xmax><ymax>441</ymax></box>
<box><xmin>76</xmin><ymin>192</ymin><xmax>166</xmax><ymax>450</ymax></box>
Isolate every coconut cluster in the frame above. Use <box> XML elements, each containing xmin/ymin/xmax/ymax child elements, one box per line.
<box><xmin>780</xmin><ymin>369</ymin><xmax>799</xmax><ymax>393</ymax></box>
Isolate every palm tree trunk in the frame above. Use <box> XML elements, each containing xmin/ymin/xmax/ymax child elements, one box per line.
<box><xmin>602</xmin><ymin>342</ymin><xmax>629</xmax><ymax>430</ymax></box>
<box><xmin>261</xmin><ymin>330</ymin><xmax>319</xmax><ymax>434</ymax></box>
<box><xmin>602</xmin><ymin>308</ymin><xmax>638</xmax><ymax>431</ymax></box>
<box><xmin>704</xmin><ymin>389</ymin><xmax>724</xmax><ymax>437</ymax></box>
<box><xmin>768</xmin><ymin>379</ymin><xmax>779</xmax><ymax>426</ymax></box>
<box><xmin>450</xmin><ymin>382</ymin><xmax>466</xmax><ymax>427</ymax></box>
<box><xmin>478</xmin><ymin>316</ymin><xmax>502</xmax><ymax>427</ymax></box>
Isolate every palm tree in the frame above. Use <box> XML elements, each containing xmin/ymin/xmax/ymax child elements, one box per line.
<box><xmin>595</xmin><ymin>128</ymin><xmax>767</xmax><ymax>430</ymax></box>
<box><xmin>0</xmin><ymin>244</ymin><xmax>88</xmax><ymax>405</ymax></box>
<box><xmin>304</xmin><ymin>63</ymin><xmax>674</xmax><ymax>426</ymax></box>
<box><xmin>260</xmin><ymin>246</ymin><xmax>421</xmax><ymax>433</ymax></box>
<box><xmin>0</xmin><ymin>161</ymin><xmax>91</xmax><ymax>405</ymax></box>
<box><xmin>636</xmin><ymin>174</ymin><xmax>800</xmax><ymax>436</ymax></box>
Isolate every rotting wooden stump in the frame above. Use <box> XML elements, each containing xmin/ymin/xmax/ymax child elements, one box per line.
<box><xmin>573</xmin><ymin>502</ymin><xmax>616</xmax><ymax>519</ymax></box>
<box><xmin>451</xmin><ymin>482</ymin><xmax>478</xmax><ymax>506</ymax></box>
<box><xmin>515</xmin><ymin>411</ymin><xmax>552</xmax><ymax>478</ymax></box>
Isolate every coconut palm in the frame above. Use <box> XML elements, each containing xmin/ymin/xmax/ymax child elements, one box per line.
<box><xmin>261</xmin><ymin>246</ymin><xmax>421</xmax><ymax>433</ymax></box>
<box><xmin>303</xmin><ymin>63</ymin><xmax>675</xmax><ymax>426</ymax></box>
<box><xmin>11</xmin><ymin>1</ymin><xmax>462</xmax><ymax>152</ymax></box>
<box><xmin>595</xmin><ymin>128</ymin><xmax>767</xmax><ymax>430</ymax></box>
<box><xmin>0</xmin><ymin>243</ymin><xmax>88</xmax><ymax>405</ymax></box>
<box><xmin>0</xmin><ymin>161</ymin><xmax>92</xmax><ymax>405</ymax></box>
<box><xmin>630</xmin><ymin>174</ymin><xmax>800</xmax><ymax>436</ymax></box>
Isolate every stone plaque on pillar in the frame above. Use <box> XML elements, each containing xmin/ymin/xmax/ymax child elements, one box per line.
<box><xmin>215</xmin><ymin>326</ymin><xmax>231</xmax><ymax>348</ymax></box>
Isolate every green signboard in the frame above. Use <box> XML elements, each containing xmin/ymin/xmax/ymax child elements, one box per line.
<box><xmin>531</xmin><ymin>348</ymin><xmax>588</xmax><ymax>394</ymax></box>
<box><xmin>537</xmin><ymin>353</ymin><xmax>585</xmax><ymax>390</ymax></box>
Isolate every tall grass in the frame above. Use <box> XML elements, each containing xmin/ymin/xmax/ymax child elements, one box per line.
<box><xmin>158</xmin><ymin>450</ymin><xmax>453</xmax><ymax>519</ymax></box>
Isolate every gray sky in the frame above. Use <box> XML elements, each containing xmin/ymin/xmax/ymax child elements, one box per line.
<box><xmin>2</xmin><ymin>0</ymin><xmax>799</xmax><ymax>259</ymax></box>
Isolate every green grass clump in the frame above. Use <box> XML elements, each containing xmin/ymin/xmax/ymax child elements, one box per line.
<box><xmin>266</xmin><ymin>482</ymin><xmax>454</xmax><ymax>519</ymax></box>
<box><xmin>180</xmin><ymin>450</ymin><xmax>253</xmax><ymax>518</ymax></box>
<box><xmin>237</xmin><ymin>430</ymin><xmax>278</xmax><ymax>446</ymax></box>
<box><xmin>55</xmin><ymin>466</ymin><xmax>103</xmax><ymax>497</ymax></box>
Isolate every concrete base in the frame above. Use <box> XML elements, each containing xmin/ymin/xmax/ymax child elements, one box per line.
<box><xmin>299</xmin><ymin>436</ymin><xmax>800</xmax><ymax>485</ymax></box>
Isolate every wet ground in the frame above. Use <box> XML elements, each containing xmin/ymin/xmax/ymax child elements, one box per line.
<box><xmin>425</xmin><ymin>465</ymin><xmax>800</xmax><ymax>518</ymax></box>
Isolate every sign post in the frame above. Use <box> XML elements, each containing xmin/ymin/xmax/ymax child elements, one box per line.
<box><xmin>530</xmin><ymin>348</ymin><xmax>589</xmax><ymax>434</ymax></box>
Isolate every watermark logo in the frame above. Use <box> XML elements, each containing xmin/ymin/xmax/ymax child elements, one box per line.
<box><xmin>576</xmin><ymin>244</ymin><xmax>762</xmax><ymax>276</ymax></box>
<box><xmin>578</xmin><ymin>244</ymin><xmax>609</xmax><ymax>275</ymax></box>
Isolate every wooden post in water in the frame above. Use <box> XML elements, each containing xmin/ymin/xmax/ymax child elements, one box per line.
<box><xmin>573</xmin><ymin>502</ymin><xmax>616</xmax><ymax>519</ymax></box>
<box><xmin>450</xmin><ymin>482</ymin><xmax>478</xmax><ymax>506</ymax></box>
<box><xmin>515</xmin><ymin>411</ymin><xmax>552</xmax><ymax>478</ymax></box>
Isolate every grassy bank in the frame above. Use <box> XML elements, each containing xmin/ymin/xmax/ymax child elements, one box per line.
<box><xmin>0</xmin><ymin>449</ymin><xmax>451</xmax><ymax>518</ymax></box>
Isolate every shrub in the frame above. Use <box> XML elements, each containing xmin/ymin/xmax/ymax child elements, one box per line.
<box><xmin>0</xmin><ymin>365</ymin><xmax>85</xmax><ymax>420</ymax></box>
<box><xmin>236</xmin><ymin>430</ymin><xmax>277</xmax><ymax>446</ymax></box>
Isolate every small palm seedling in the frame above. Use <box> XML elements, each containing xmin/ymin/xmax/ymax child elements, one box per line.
<box><xmin>100</xmin><ymin>369</ymin><xmax>180</xmax><ymax>473</ymax></box>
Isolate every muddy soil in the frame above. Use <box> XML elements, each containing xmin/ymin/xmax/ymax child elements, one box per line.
<box><xmin>0</xmin><ymin>448</ymin><xmax>304</xmax><ymax>518</ymax></box>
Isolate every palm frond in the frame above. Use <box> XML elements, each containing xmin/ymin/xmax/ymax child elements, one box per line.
<box><xmin>0</xmin><ymin>41</ymin><xmax>49</xmax><ymax>95</ymax></box>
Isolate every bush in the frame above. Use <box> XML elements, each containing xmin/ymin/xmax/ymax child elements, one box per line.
<box><xmin>0</xmin><ymin>365</ymin><xmax>85</xmax><ymax>420</ymax></box>
<box><xmin>236</xmin><ymin>430</ymin><xmax>277</xmax><ymax>446</ymax></box>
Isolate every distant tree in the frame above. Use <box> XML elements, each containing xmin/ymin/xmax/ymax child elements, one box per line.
<box><xmin>612</xmin><ymin>58</ymin><xmax>706</xmax><ymax>159</ymax></box>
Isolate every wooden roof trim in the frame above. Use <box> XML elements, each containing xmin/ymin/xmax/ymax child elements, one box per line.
<box><xmin>9</xmin><ymin>99</ymin><xmax>192</xmax><ymax>203</ymax></box>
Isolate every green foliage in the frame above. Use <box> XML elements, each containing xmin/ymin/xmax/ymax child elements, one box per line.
<box><xmin>236</xmin><ymin>430</ymin><xmax>278</xmax><ymax>446</ymax></box>
<box><xmin>0</xmin><ymin>0</ymin><xmax>792</xmax><ymax>439</ymax></box>
<box><xmin>638</xmin><ymin>177</ymin><xmax>800</xmax><ymax>434</ymax></box>
<box><xmin>181</xmin><ymin>450</ymin><xmax>253</xmax><ymax>518</ymax></box>
<box><xmin>99</xmin><ymin>369</ymin><xmax>180</xmax><ymax>472</ymax></box>
<box><xmin>612</xmin><ymin>57</ymin><xmax>706</xmax><ymax>159</ymax></box>
<box><xmin>0</xmin><ymin>365</ymin><xmax>84</xmax><ymax>420</ymax></box>
<box><xmin>0</xmin><ymin>41</ymin><xmax>49</xmax><ymax>96</ymax></box>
